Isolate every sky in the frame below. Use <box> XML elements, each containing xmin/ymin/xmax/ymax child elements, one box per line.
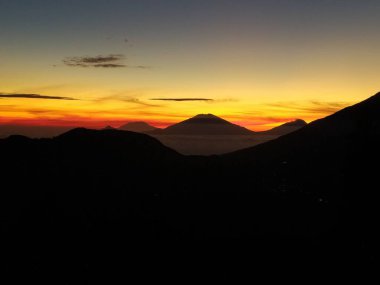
<box><xmin>1</xmin><ymin>0</ymin><xmax>380</xmax><ymax>130</ymax></box>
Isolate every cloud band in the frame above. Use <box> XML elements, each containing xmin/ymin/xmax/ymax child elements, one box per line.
<box><xmin>63</xmin><ymin>54</ymin><xmax>126</xmax><ymax>68</ymax></box>
<box><xmin>0</xmin><ymin>93</ymin><xmax>76</xmax><ymax>100</ymax></box>
<box><xmin>150</xmin><ymin>98</ymin><xmax>214</xmax><ymax>102</ymax></box>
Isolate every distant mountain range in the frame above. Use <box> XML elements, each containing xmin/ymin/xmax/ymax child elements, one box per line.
<box><xmin>0</xmin><ymin>115</ymin><xmax>307</xmax><ymax>155</ymax></box>
<box><xmin>116</xmin><ymin>115</ymin><xmax>307</xmax><ymax>155</ymax></box>
<box><xmin>0</xmin><ymin>114</ymin><xmax>306</xmax><ymax>138</ymax></box>
<box><xmin>1</xmin><ymin>92</ymin><xmax>379</xmax><ymax>269</ymax></box>
<box><xmin>146</xmin><ymin>115</ymin><xmax>307</xmax><ymax>154</ymax></box>
<box><xmin>117</xmin><ymin>114</ymin><xmax>306</xmax><ymax>136</ymax></box>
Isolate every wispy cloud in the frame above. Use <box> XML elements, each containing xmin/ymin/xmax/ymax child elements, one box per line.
<box><xmin>133</xmin><ymin>65</ymin><xmax>152</xmax><ymax>69</ymax></box>
<box><xmin>62</xmin><ymin>54</ymin><xmax>151</xmax><ymax>69</ymax></box>
<box><xmin>119</xmin><ymin>97</ymin><xmax>161</xmax><ymax>107</ymax></box>
<box><xmin>95</xmin><ymin>95</ymin><xmax>161</xmax><ymax>107</ymax></box>
<box><xmin>0</xmin><ymin>93</ymin><xmax>76</xmax><ymax>100</ymax></box>
<box><xmin>230</xmin><ymin>100</ymin><xmax>352</xmax><ymax>128</ymax></box>
<box><xmin>265</xmin><ymin>100</ymin><xmax>351</xmax><ymax>114</ymax></box>
<box><xmin>150</xmin><ymin>98</ymin><xmax>214</xmax><ymax>102</ymax></box>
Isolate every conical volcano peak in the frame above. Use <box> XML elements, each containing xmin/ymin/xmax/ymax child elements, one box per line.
<box><xmin>159</xmin><ymin>114</ymin><xmax>253</xmax><ymax>135</ymax></box>
<box><xmin>186</xmin><ymin>114</ymin><xmax>230</xmax><ymax>124</ymax></box>
<box><xmin>193</xmin><ymin>113</ymin><xmax>220</xmax><ymax>119</ymax></box>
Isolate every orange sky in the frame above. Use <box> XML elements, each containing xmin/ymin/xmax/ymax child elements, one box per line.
<box><xmin>1</xmin><ymin>1</ymin><xmax>379</xmax><ymax>131</ymax></box>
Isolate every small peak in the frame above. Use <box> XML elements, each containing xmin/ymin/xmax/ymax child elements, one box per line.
<box><xmin>291</xmin><ymin>119</ymin><xmax>307</xmax><ymax>126</ymax></box>
<box><xmin>193</xmin><ymin>113</ymin><xmax>219</xmax><ymax>119</ymax></box>
<box><xmin>103</xmin><ymin>125</ymin><xmax>115</xmax><ymax>130</ymax></box>
<box><xmin>119</xmin><ymin>121</ymin><xmax>158</xmax><ymax>133</ymax></box>
<box><xmin>186</xmin><ymin>114</ymin><xmax>230</xmax><ymax>125</ymax></box>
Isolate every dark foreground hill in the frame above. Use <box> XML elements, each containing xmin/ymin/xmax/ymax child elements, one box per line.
<box><xmin>1</xmin><ymin>93</ymin><xmax>380</xmax><ymax>280</ymax></box>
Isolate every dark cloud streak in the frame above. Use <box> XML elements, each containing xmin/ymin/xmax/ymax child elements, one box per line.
<box><xmin>266</xmin><ymin>100</ymin><xmax>351</xmax><ymax>114</ymax></box>
<box><xmin>150</xmin><ymin>98</ymin><xmax>214</xmax><ymax>102</ymax></box>
<box><xmin>63</xmin><ymin>54</ymin><xmax>126</xmax><ymax>68</ymax></box>
<box><xmin>95</xmin><ymin>95</ymin><xmax>161</xmax><ymax>107</ymax></box>
<box><xmin>62</xmin><ymin>54</ymin><xmax>151</xmax><ymax>69</ymax></box>
<box><xmin>63</xmin><ymin>63</ymin><xmax>126</xmax><ymax>68</ymax></box>
<box><xmin>0</xmin><ymin>93</ymin><xmax>76</xmax><ymax>100</ymax></box>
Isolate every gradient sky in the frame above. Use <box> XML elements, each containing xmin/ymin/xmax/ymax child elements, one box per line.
<box><xmin>1</xmin><ymin>0</ymin><xmax>380</xmax><ymax>130</ymax></box>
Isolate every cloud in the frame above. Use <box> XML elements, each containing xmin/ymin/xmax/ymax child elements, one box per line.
<box><xmin>63</xmin><ymin>54</ymin><xmax>126</xmax><ymax>68</ymax></box>
<box><xmin>230</xmin><ymin>100</ymin><xmax>353</xmax><ymax>128</ymax></box>
<box><xmin>265</xmin><ymin>100</ymin><xmax>351</xmax><ymax>114</ymax></box>
<box><xmin>0</xmin><ymin>93</ymin><xmax>76</xmax><ymax>100</ymax></box>
<box><xmin>62</xmin><ymin>54</ymin><xmax>151</xmax><ymax>69</ymax></box>
<box><xmin>133</xmin><ymin>65</ymin><xmax>152</xmax><ymax>69</ymax></box>
<box><xmin>121</xmin><ymin>97</ymin><xmax>161</xmax><ymax>107</ymax></box>
<box><xmin>95</xmin><ymin>95</ymin><xmax>161</xmax><ymax>107</ymax></box>
<box><xmin>150</xmin><ymin>98</ymin><xmax>214</xmax><ymax>102</ymax></box>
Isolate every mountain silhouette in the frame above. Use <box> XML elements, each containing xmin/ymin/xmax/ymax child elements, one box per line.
<box><xmin>119</xmin><ymin>121</ymin><xmax>159</xmax><ymax>133</ymax></box>
<box><xmin>222</xmin><ymin>92</ymin><xmax>380</xmax><ymax>217</ymax></box>
<box><xmin>228</xmin><ymin>92</ymin><xmax>380</xmax><ymax>160</ymax></box>
<box><xmin>149</xmin><ymin>115</ymin><xmax>306</xmax><ymax>155</ymax></box>
<box><xmin>103</xmin><ymin>125</ymin><xmax>115</xmax><ymax>130</ymax></box>
<box><xmin>154</xmin><ymin>113</ymin><xmax>254</xmax><ymax>135</ymax></box>
<box><xmin>56</xmin><ymin>127</ymin><xmax>179</xmax><ymax>160</ymax></box>
<box><xmin>260</xmin><ymin>119</ymin><xmax>307</xmax><ymax>135</ymax></box>
<box><xmin>1</xmin><ymin>93</ymin><xmax>379</xmax><ymax>274</ymax></box>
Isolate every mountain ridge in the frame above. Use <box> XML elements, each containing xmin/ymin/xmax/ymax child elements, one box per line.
<box><xmin>1</xmin><ymin>92</ymin><xmax>379</xmax><ymax>268</ymax></box>
<box><xmin>119</xmin><ymin>121</ymin><xmax>159</xmax><ymax>133</ymax></box>
<box><xmin>153</xmin><ymin>113</ymin><xmax>254</xmax><ymax>135</ymax></box>
<box><xmin>259</xmin><ymin>119</ymin><xmax>307</xmax><ymax>135</ymax></box>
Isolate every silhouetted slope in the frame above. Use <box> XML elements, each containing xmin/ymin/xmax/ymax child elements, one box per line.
<box><xmin>119</xmin><ymin>121</ymin><xmax>159</xmax><ymax>133</ymax></box>
<box><xmin>222</xmin><ymin>92</ymin><xmax>380</xmax><ymax>190</ymax></box>
<box><xmin>220</xmin><ymin>92</ymin><xmax>380</xmax><ymax>257</ymax></box>
<box><xmin>226</xmin><ymin>92</ymin><xmax>380</xmax><ymax>162</ymax></box>
<box><xmin>156</xmin><ymin>114</ymin><xmax>254</xmax><ymax>135</ymax></box>
<box><xmin>260</xmin><ymin>119</ymin><xmax>307</xmax><ymax>135</ymax></box>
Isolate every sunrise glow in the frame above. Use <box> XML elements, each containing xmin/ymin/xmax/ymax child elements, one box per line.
<box><xmin>1</xmin><ymin>1</ymin><xmax>379</xmax><ymax>131</ymax></box>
